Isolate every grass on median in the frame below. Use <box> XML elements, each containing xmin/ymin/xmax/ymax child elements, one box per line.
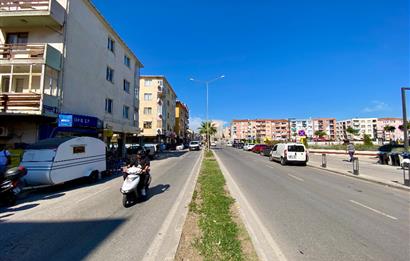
<box><xmin>195</xmin><ymin>150</ymin><xmax>245</xmax><ymax>261</ymax></box>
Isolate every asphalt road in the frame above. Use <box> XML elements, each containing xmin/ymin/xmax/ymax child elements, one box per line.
<box><xmin>0</xmin><ymin>150</ymin><xmax>202</xmax><ymax>261</ymax></box>
<box><xmin>215</xmin><ymin>147</ymin><xmax>410</xmax><ymax>261</ymax></box>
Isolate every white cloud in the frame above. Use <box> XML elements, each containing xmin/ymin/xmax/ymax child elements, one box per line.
<box><xmin>362</xmin><ymin>101</ymin><xmax>391</xmax><ymax>113</ymax></box>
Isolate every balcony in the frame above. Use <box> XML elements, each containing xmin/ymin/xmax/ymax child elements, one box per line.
<box><xmin>0</xmin><ymin>0</ymin><xmax>65</xmax><ymax>27</ymax></box>
<box><xmin>0</xmin><ymin>92</ymin><xmax>58</xmax><ymax>115</ymax></box>
<box><xmin>0</xmin><ymin>44</ymin><xmax>61</xmax><ymax>70</ymax></box>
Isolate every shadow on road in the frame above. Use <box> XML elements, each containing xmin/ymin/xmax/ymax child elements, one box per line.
<box><xmin>149</xmin><ymin>184</ymin><xmax>170</xmax><ymax>200</ymax></box>
<box><xmin>0</xmin><ymin>219</ymin><xmax>126</xmax><ymax>261</ymax></box>
<box><xmin>156</xmin><ymin>151</ymin><xmax>188</xmax><ymax>160</ymax></box>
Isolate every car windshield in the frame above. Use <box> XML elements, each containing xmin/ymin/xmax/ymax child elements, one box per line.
<box><xmin>288</xmin><ymin>145</ymin><xmax>305</xmax><ymax>152</ymax></box>
<box><xmin>191</xmin><ymin>142</ymin><xmax>199</xmax><ymax>145</ymax></box>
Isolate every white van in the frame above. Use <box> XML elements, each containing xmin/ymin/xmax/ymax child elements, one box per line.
<box><xmin>21</xmin><ymin>137</ymin><xmax>106</xmax><ymax>186</ymax></box>
<box><xmin>269</xmin><ymin>143</ymin><xmax>308</xmax><ymax>166</ymax></box>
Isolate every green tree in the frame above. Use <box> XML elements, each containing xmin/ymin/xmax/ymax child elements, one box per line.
<box><xmin>346</xmin><ymin>127</ymin><xmax>360</xmax><ymax>136</ymax></box>
<box><xmin>198</xmin><ymin>121</ymin><xmax>217</xmax><ymax>150</ymax></box>
<box><xmin>314</xmin><ymin>130</ymin><xmax>327</xmax><ymax>138</ymax></box>
<box><xmin>363</xmin><ymin>134</ymin><xmax>373</xmax><ymax>146</ymax></box>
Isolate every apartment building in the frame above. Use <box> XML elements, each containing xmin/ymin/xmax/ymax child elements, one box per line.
<box><xmin>336</xmin><ymin>118</ymin><xmax>377</xmax><ymax>141</ymax></box>
<box><xmin>175</xmin><ymin>101</ymin><xmax>189</xmax><ymax>142</ymax></box>
<box><xmin>377</xmin><ymin>118</ymin><xmax>403</xmax><ymax>141</ymax></box>
<box><xmin>0</xmin><ymin>0</ymin><xmax>143</xmax><ymax>147</ymax></box>
<box><xmin>312</xmin><ymin>118</ymin><xmax>336</xmax><ymax>140</ymax></box>
<box><xmin>139</xmin><ymin>76</ymin><xmax>177</xmax><ymax>143</ymax></box>
<box><xmin>231</xmin><ymin>119</ymin><xmax>289</xmax><ymax>141</ymax></box>
<box><xmin>290</xmin><ymin>119</ymin><xmax>313</xmax><ymax>139</ymax></box>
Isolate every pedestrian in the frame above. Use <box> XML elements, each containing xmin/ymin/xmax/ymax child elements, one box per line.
<box><xmin>347</xmin><ymin>143</ymin><xmax>355</xmax><ymax>162</ymax></box>
<box><xmin>0</xmin><ymin>144</ymin><xmax>11</xmax><ymax>173</ymax></box>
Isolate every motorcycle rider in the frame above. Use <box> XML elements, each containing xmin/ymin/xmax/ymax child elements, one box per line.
<box><xmin>123</xmin><ymin>149</ymin><xmax>150</xmax><ymax>198</ymax></box>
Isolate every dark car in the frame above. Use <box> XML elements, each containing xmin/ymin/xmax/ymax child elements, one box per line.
<box><xmin>260</xmin><ymin>146</ymin><xmax>273</xmax><ymax>156</ymax></box>
<box><xmin>236</xmin><ymin>142</ymin><xmax>244</xmax><ymax>149</ymax></box>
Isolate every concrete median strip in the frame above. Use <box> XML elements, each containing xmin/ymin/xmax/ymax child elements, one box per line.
<box><xmin>214</xmin><ymin>151</ymin><xmax>288</xmax><ymax>261</ymax></box>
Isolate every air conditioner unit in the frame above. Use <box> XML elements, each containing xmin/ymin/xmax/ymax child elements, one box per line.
<box><xmin>0</xmin><ymin>127</ymin><xmax>9</xmax><ymax>137</ymax></box>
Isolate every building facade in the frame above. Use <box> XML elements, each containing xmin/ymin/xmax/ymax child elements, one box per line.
<box><xmin>175</xmin><ymin>101</ymin><xmax>189</xmax><ymax>142</ymax></box>
<box><xmin>312</xmin><ymin>118</ymin><xmax>336</xmax><ymax>140</ymax></box>
<box><xmin>336</xmin><ymin>118</ymin><xmax>378</xmax><ymax>141</ymax></box>
<box><xmin>0</xmin><ymin>0</ymin><xmax>143</xmax><ymax>147</ymax></box>
<box><xmin>139</xmin><ymin>76</ymin><xmax>177</xmax><ymax>142</ymax></box>
<box><xmin>231</xmin><ymin>119</ymin><xmax>289</xmax><ymax>141</ymax></box>
<box><xmin>376</xmin><ymin>118</ymin><xmax>403</xmax><ymax>142</ymax></box>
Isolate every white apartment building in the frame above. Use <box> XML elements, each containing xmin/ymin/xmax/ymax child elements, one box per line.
<box><xmin>0</xmin><ymin>0</ymin><xmax>143</xmax><ymax>148</ymax></box>
<box><xmin>336</xmin><ymin>118</ymin><xmax>377</xmax><ymax>141</ymax></box>
<box><xmin>290</xmin><ymin>119</ymin><xmax>314</xmax><ymax>139</ymax></box>
<box><xmin>139</xmin><ymin>76</ymin><xmax>177</xmax><ymax>143</ymax></box>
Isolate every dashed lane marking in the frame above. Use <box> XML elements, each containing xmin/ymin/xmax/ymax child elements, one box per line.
<box><xmin>349</xmin><ymin>200</ymin><xmax>398</xmax><ymax>220</ymax></box>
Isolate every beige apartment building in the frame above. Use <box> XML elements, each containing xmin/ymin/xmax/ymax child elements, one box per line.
<box><xmin>336</xmin><ymin>118</ymin><xmax>378</xmax><ymax>141</ymax></box>
<box><xmin>139</xmin><ymin>76</ymin><xmax>176</xmax><ymax>143</ymax></box>
<box><xmin>175</xmin><ymin>101</ymin><xmax>189</xmax><ymax>142</ymax></box>
<box><xmin>0</xmin><ymin>0</ymin><xmax>143</xmax><ymax>149</ymax></box>
<box><xmin>231</xmin><ymin>119</ymin><xmax>289</xmax><ymax>141</ymax></box>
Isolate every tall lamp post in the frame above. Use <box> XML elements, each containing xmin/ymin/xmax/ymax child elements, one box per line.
<box><xmin>190</xmin><ymin>75</ymin><xmax>225</xmax><ymax>149</ymax></box>
<box><xmin>402</xmin><ymin>87</ymin><xmax>410</xmax><ymax>151</ymax></box>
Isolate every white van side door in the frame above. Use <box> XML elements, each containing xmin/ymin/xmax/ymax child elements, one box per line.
<box><xmin>271</xmin><ymin>145</ymin><xmax>278</xmax><ymax>159</ymax></box>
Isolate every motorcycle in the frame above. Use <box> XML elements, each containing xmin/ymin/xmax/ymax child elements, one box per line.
<box><xmin>0</xmin><ymin>166</ymin><xmax>27</xmax><ymax>206</ymax></box>
<box><xmin>120</xmin><ymin>164</ymin><xmax>151</xmax><ymax>208</ymax></box>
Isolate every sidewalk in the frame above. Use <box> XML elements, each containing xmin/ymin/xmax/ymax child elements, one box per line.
<box><xmin>308</xmin><ymin>154</ymin><xmax>410</xmax><ymax>191</ymax></box>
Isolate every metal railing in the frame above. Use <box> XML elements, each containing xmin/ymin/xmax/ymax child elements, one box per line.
<box><xmin>0</xmin><ymin>0</ymin><xmax>49</xmax><ymax>12</ymax></box>
<box><xmin>0</xmin><ymin>44</ymin><xmax>45</xmax><ymax>60</ymax></box>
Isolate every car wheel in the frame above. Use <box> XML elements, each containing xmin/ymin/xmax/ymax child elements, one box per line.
<box><xmin>280</xmin><ymin>157</ymin><xmax>286</xmax><ymax>166</ymax></box>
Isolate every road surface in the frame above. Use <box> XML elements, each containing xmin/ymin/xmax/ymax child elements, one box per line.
<box><xmin>215</xmin><ymin>146</ymin><xmax>410</xmax><ymax>261</ymax></box>
<box><xmin>0</xmin><ymin>150</ymin><xmax>202</xmax><ymax>261</ymax></box>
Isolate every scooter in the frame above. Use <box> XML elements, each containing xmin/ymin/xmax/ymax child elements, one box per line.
<box><xmin>120</xmin><ymin>165</ymin><xmax>151</xmax><ymax>208</ymax></box>
<box><xmin>0</xmin><ymin>166</ymin><xmax>27</xmax><ymax>206</ymax></box>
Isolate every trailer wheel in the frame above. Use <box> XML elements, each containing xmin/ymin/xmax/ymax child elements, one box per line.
<box><xmin>88</xmin><ymin>171</ymin><xmax>99</xmax><ymax>184</ymax></box>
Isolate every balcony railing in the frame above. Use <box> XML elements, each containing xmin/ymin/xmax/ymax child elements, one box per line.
<box><xmin>0</xmin><ymin>0</ymin><xmax>49</xmax><ymax>11</ymax></box>
<box><xmin>0</xmin><ymin>43</ymin><xmax>45</xmax><ymax>61</ymax></box>
<box><xmin>0</xmin><ymin>93</ymin><xmax>41</xmax><ymax>112</ymax></box>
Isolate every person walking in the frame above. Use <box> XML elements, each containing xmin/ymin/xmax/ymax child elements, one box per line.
<box><xmin>347</xmin><ymin>143</ymin><xmax>356</xmax><ymax>162</ymax></box>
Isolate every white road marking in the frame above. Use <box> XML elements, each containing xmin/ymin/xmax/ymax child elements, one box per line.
<box><xmin>287</xmin><ymin>174</ymin><xmax>304</xmax><ymax>182</ymax></box>
<box><xmin>143</xmin><ymin>151</ymin><xmax>203</xmax><ymax>261</ymax></box>
<box><xmin>265</xmin><ymin>164</ymin><xmax>275</xmax><ymax>169</ymax></box>
<box><xmin>214</xmin><ymin>152</ymin><xmax>288</xmax><ymax>261</ymax></box>
<box><xmin>349</xmin><ymin>200</ymin><xmax>398</xmax><ymax>220</ymax></box>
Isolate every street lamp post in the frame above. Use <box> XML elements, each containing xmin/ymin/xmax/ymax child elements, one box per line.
<box><xmin>190</xmin><ymin>75</ymin><xmax>225</xmax><ymax>150</ymax></box>
<box><xmin>401</xmin><ymin>87</ymin><xmax>410</xmax><ymax>151</ymax></box>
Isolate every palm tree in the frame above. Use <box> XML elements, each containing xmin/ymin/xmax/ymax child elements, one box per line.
<box><xmin>314</xmin><ymin>130</ymin><xmax>327</xmax><ymax>139</ymax></box>
<box><xmin>198</xmin><ymin>121</ymin><xmax>217</xmax><ymax>149</ymax></box>
<box><xmin>383</xmin><ymin>125</ymin><xmax>396</xmax><ymax>141</ymax></box>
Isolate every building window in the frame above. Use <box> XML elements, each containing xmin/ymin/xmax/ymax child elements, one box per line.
<box><xmin>144</xmin><ymin>79</ymin><xmax>152</xmax><ymax>86</ymax></box>
<box><xmin>144</xmin><ymin>93</ymin><xmax>152</xmax><ymax>101</ymax></box>
<box><xmin>158</xmin><ymin>80</ymin><xmax>163</xmax><ymax>86</ymax></box>
<box><xmin>144</xmin><ymin>121</ymin><xmax>152</xmax><ymax>129</ymax></box>
<box><xmin>106</xmin><ymin>67</ymin><xmax>114</xmax><ymax>83</ymax></box>
<box><xmin>107</xmin><ymin>37</ymin><xmax>115</xmax><ymax>53</ymax></box>
<box><xmin>144</xmin><ymin>107</ymin><xmax>152</xmax><ymax>115</ymax></box>
<box><xmin>105</xmin><ymin>98</ymin><xmax>113</xmax><ymax>114</ymax></box>
<box><xmin>123</xmin><ymin>79</ymin><xmax>130</xmax><ymax>93</ymax></box>
<box><xmin>124</xmin><ymin>55</ymin><xmax>130</xmax><ymax>67</ymax></box>
<box><xmin>123</xmin><ymin>105</ymin><xmax>129</xmax><ymax>119</ymax></box>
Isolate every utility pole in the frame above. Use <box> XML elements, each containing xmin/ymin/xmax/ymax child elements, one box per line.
<box><xmin>402</xmin><ymin>87</ymin><xmax>410</xmax><ymax>151</ymax></box>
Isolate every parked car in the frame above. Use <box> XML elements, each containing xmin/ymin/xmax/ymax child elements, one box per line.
<box><xmin>236</xmin><ymin>143</ymin><xmax>244</xmax><ymax>149</ymax></box>
<box><xmin>21</xmin><ymin>137</ymin><xmax>106</xmax><ymax>186</ymax></box>
<box><xmin>244</xmin><ymin>143</ymin><xmax>256</xmax><ymax>151</ymax></box>
<box><xmin>143</xmin><ymin>144</ymin><xmax>159</xmax><ymax>159</ymax></box>
<box><xmin>211</xmin><ymin>141</ymin><xmax>217</xmax><ymax>147</ymax></box>
<box><xmin>269</xmin><ymin>143</ymin><xmax>308</xmax><ymax>166</ymax></box>
<box><xmin>176</xmin><ymin>144</ymin><xmax>184</xmax><ymax>150</ymax></box>
<box><xmin>189</xmin><ymin>141</ymin><xmax>201</xmax><ymax>151</ymax></box>
<box><xmin>260</xmin><ymin>146</ymin><xmax>273</xmax><ymax>157</ymax></box>
<box><xmin>251</xmin><ymin>144</ymin><xmax>268</xmax><ymax>153</ymax></box>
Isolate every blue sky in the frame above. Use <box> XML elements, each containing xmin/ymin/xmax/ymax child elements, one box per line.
<box><xmin>93</xmin><ymin>0</ymin><xmax>409</xmax><ymax>128</ymax></box>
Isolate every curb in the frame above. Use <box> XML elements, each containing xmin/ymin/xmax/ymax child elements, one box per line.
<box><xmin>307</xmin><ymin>164</ymin><xmax>410</xmax><ymax>192</ymax></box>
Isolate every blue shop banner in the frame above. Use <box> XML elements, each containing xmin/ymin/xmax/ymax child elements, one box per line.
<box><xmin>58</xmin><ymin>114</ymin><xmax>102</xmax><ymax>129</ymax></box>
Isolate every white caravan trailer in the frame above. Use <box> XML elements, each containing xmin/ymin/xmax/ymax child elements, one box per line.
<box><xmin>21</xmin><ymin>137</ymin><xmax>106</xmax><ymax>186</ymax></box>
